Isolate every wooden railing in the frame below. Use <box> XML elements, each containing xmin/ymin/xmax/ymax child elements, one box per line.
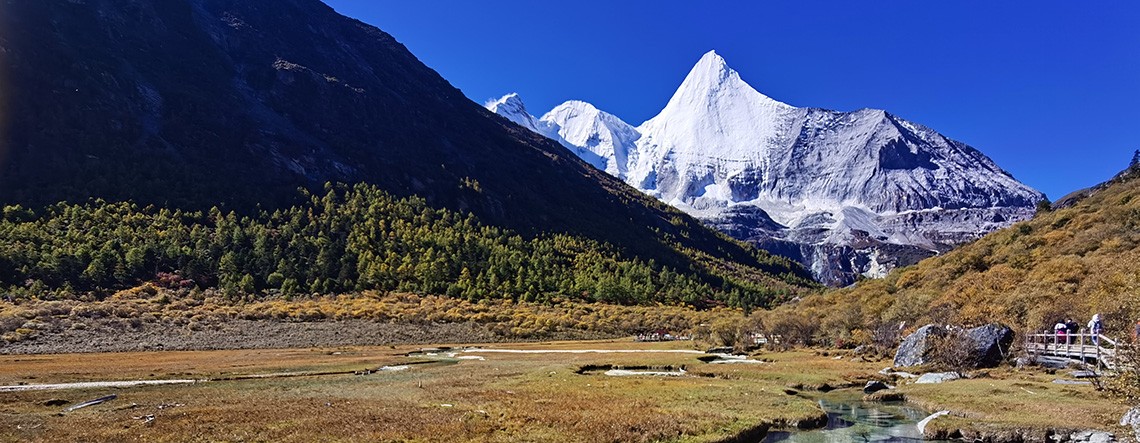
<box><xmin>1024</xmin><ymin>332</ymin><xmax>1117</xmax><ymax>370</ymax></box>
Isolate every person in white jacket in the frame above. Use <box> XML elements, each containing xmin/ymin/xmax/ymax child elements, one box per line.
<box><xmin>1088</xmin><ymin>314</ymin><xmax>1103</xmax><ymax>345</ymax></box>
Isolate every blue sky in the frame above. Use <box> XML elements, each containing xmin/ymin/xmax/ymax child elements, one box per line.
<box><xmin>324</xmin><ymin>1</ymin><xmax>1140</xmax><ymax>199</ymax></box>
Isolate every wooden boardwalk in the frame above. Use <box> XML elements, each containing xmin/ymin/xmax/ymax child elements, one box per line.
<box><xmin>1024</xmin><ymin>332</ymin><xmax>1118</xmax><ymax>370</ymax></box>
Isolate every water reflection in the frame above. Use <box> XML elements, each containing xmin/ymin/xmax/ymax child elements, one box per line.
<box><xmin>764</xmin><ymin>391</ymin><xmax>951</xmax><ymax>443</ymax></box>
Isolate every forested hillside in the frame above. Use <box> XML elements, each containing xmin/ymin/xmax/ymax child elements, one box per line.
<box><xmin>0</xmin><ymin>0</ymin><xmax>812</xmax><ymax>298</ymax></box>
<box><xmin>0</xmin><ymin>184</ymin><xmax>810</xmax><ymax>309</ymax></box>
<box><xmin>760</xmin><ymin>162</ymin><xmax>1140</xmax><ymax>346</ymax></box>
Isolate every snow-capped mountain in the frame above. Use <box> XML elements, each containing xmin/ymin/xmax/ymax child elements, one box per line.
<box><xmin>487</xmin><ymin>50</ymin><xmax>1044</xmax><ymax>285</ymax></box>
<box><xmin>484</xmin><ymin>93</ymin><xmax>543</xmax><ymax>133</ymax></box>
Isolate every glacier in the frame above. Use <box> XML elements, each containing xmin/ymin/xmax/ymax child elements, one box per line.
<box><xmin>487</xmin><ymin>51</ymin><xmax>1043</xmax><ymax>286</ymax></box>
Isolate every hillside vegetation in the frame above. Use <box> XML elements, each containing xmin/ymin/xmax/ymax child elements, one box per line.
<box><xmin>0</xmin><ymin>183</ymin><xmax>811</xmax><ymax>310</ymax></box>
<box><xmin>761</xmin><ymin>165</ymin><xmax>1140</xmax><ymax>346</ymax></box>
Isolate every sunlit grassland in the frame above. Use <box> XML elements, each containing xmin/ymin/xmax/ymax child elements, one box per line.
<box><xmin>0</xmin><ymin>342</ymin><xmax>860</xmax><ymax>442</ymax></box>
<box><xmin>0</xmin><ymin>342</ymin><xmax>1130</xmax><ymax>442</ymax></box>
<box><xmin>899</xmin><ymin>368</ymin><xmax>1128</xmax><ymax>436</ymax></box>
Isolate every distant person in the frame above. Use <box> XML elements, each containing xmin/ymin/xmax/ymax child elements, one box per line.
<box><xmin>1054</xmin><ymin>320</ymin><xmax>1068</xmax><ymax>344</ymax></box>
<box><xmin>1133</xmin><ymin>319</ymin><xmax>1140</xmax><ymax>342</ymax></box>
<box><xmin>1065</xmin><ymin>318</ymin><xmax>1079</xmax><ymax>344</ymax></box>
<box><xmin>1088</xmin><ymin>314</ymin><xmax>1103</xmax><ymax>345</ymax></box>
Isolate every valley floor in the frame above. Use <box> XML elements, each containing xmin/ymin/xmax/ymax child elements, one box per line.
<box><xmin>0</xmin><ymin>339</ymin><xmax>1129</xmax><ymax>442</ymax></box>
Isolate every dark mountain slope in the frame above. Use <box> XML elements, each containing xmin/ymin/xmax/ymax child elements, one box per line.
<box><xmin>0</xmin><ymin>0</ymin><xmax>813</xmax><ymax>298</ymax></box>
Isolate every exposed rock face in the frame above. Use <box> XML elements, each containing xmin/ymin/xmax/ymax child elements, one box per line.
<box><xmin>965</xmin><ymin>324</ymin><xmax>1015</xmax><ymax>368</ymax></box>
<box><xmin>894</xmin><ymin>323</ymin><xmax>1014</xmax><ymax>369</ymax></box>
<box><xmin>893</xmin><ymin>325</ymin><xmax>947</xmax><ymax>367</ymax></box>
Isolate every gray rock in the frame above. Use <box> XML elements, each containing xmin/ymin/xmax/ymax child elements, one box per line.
<box><xmin>893</xmin><ymin>324</ymin><xmax>947</xmax><ymax>367</ymax></box>
<box><xmin>964</xmin><ymin>323</ymin><xmax>1014</xmax><ymax>368</ymax></box>
<box><xmin>1122</xmin><ymin>406</ymin><xmax>1140</xmax><ymax>442</ymax></box>
<box><xmin>1070</xmin><ymin>370</ymin><xmax>1098</xmax><ymax>378</ymax></box>
<box><xmin>863</xmin><ymin>380</ymin><xmax>890</xmax><ymax>394</ymax></box>
<box><xmin>894</xmin><ymin>323</ymin><xmax>1014</xmax><ymax>369</ymax></box>
<box><xmin>915</xmin><ymin>372</ymin><xmax>960</xmax><ymax>384</ymax></box>
<box><xmin>1088</xmin><ymin>432</ymin><xmax>1115</xmax><ymax>443</ymax></box>
<box><xmin>1070</xmin><ymin>430</ymin><xmax>1115</xmax><ymax>442</ymax></box>
<box><xmin>1015</xmin><ymin>356</ymin><xmax>1032</xmax><ymax>369</ymax></box>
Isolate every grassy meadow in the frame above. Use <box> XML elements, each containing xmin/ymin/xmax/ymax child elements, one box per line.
<box><xmin>0</xmin><ymin>339</ymin><xmax>1130</xmax><ymax>442</ymax></box>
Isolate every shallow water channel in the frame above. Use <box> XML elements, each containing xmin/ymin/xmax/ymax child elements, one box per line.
<box><xmin>763</xmin><ymin>391</ymin><xmax>953</xmax><ymax>443</ymax></box>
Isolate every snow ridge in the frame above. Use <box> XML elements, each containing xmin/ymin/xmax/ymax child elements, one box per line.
<box><xmin>485</xmin><ymin>51</ymin><xmax>1044</xmax><ymax>285</ymax></box>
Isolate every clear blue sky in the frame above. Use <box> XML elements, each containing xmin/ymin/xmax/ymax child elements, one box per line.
<box><xmin>323</xmin><ymin>1</ymin><xmax>1140</xmax><ymax>200</ymax></box>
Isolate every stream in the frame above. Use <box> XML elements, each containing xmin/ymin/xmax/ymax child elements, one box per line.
<box><xmin>763</xmin><ymin>391</ymin><xmax>953</xmax><ymax>443</ymax></box>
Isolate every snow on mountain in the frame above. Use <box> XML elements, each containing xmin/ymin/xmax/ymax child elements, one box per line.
<box><xmin>486</xmin><ymin>51</ymin><xmax>1044</xmax><ymax>285</ymax></box>
<box><xmin>540</xmin><ymin>101</ymin><xmax>641</xmax><ymax>179</ymax></box>
<box><xmin>484</xmin><ymin>93</ymin><xmax>543</xmax><ymax>133</ymax></box>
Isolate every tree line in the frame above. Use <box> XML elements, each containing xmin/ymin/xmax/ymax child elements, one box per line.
<box><xmin>0</xmin><ymin>183</ymin><xmax>807</xmax><ymax>309</ymax></box>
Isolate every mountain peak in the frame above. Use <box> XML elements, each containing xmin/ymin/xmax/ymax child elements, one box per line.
<box><xmin>654</xmin><ymin>51</ymin><xmax>793</xmax><ymax>124</ymax></box>
<box><xmin>485</xmin><ymin>93</ymin><xmax>541</xmax><ymax>132</ymax></box>
<box><xmin>684</xmin><ymin>50</ymin><xmax>734</xmax><ymax>91</ymax></box>
<box><xmin>550</xmin><ymin>99</ymin><xmax>600</xmax><ymax>115</ymax></box>
<box><xmin>485</xmin><ymin>92</ymin><xmax>527</xmax><ymax>114</ymax></box>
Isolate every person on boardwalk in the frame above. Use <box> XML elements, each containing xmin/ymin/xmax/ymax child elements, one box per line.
<box><xmin>1054</xmin><ymin>320</ymin><xmax>1068</xmax><ymax>344</ymax></box>
<box><xmin>1065</xmin><ymin>318</ymin><xmax>1079</xmax><ymax>344</ymax></box>
<box><xmin>1088</xmin><ymin>314</ymin><xmax>1103</xmax><ymax>345</ymax></box>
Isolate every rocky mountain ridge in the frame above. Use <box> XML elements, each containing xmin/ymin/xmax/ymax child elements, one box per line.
<box><xmin>488</xmin><ymin>51</ymin><xmax>1043</xmax><ymax>285</ymax></box>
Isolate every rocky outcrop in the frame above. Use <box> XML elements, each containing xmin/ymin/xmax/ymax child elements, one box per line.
<box><xmin>894</xmin><ymin>323</ymin><xmax>1014</xmax><ymax>369</ymax></box>
<box><xmin>893</xmin><ymin>325</ymin><xmax>947</xmax><ymax>367</ymax></box>
<box><xmin>964</xmin><ymin>323</ymin><xmax>1015</xmax><ymax>368</ymax></box>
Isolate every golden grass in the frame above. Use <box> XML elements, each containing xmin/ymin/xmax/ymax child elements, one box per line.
<box><xmin>898</xmin><ymin>368</ymin><xmax>1129</xmax><ymax>436</ymax></box>
<box><xmin>0</xmin><ymin>342</ymin><xmax>865</xmax><ymax>442</ymax></box>
<box><xmin>0</xmin><ymin>342</ymin><xmax>1129</xmax><ymax>442</ymax></box>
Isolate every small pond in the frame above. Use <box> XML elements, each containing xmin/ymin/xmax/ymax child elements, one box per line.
<box><xmin>763</xmin><ymin>390</ymin><xmax>953</xmax><ymax>443</ymax></box>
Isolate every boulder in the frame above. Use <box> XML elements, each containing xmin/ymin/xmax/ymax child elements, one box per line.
<box><xmin>863</xmin><ymin>380</ymin><xmax>890</xmax><ymax>394</ymax></box>
<box><xmin>1088</xmin><ymin>432</ymin><xmax>1115</xmax><ymax>443</ymax></box>
<box><xmin>1122</xmin><ymin>406</ymin><xmax>1140</xmax><ymax>442</ymax></box>
<box><xmin>915</xmin><ymin>372</ymin><xmax>960</xmax><ymax>384</ymax></box>
<box><xmin>893</xmin><ymin>324</ymin><xmax>947</xmax><ymax>367</ymax></box>
<box><xmin>893</xmin><ymin>323</ymin><xmax>1014</xmax><ymax>369</ymax></box>
<box><xmin>964</xmin><ymin>323</ymin><xmax>1014</xmax><ymax>368</ymax></box>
